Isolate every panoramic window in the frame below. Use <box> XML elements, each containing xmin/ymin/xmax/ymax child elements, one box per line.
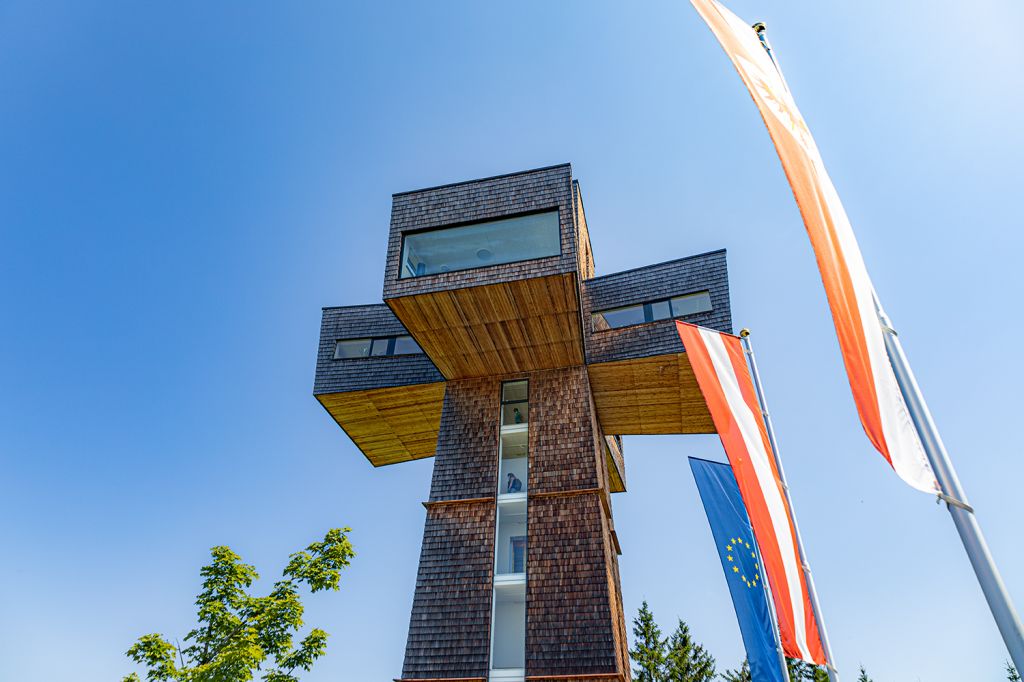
<box><xmin>592</xmin><ymin>290</ymin><xmax>713</xmax><ymax>331</ymax></box>
<box><xmin>400</xmin><ymin>210</ymin><xmax>561</xmax><ymax>278</ymax></box>
<box><xmin>333</xmin><ymin>335</ymin><xmax>422</xmax><ymax>359</ymax></box>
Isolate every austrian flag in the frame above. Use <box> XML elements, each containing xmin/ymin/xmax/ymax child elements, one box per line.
<box><xmin>676</xmin><ymin>321</ymin><xmax>826</xmax><ymax>665</ymax></box>
<box><xmin>689</xmin><ymin>0</ymin><xmax>938</xmax><ymax>494</ymax></box>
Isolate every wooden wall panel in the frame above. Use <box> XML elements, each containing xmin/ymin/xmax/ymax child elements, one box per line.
<box><xmin>587</xmin><ymin>354</ymin><xmax>715</xmax><ymax>435</ymax></box>
<box><xmin>388</xmin><ymin>274</ymin><xmax>584</xmax><ymax>379</ymax></box>
<box><xmin>316</xmin><ymin>382</ymin><xmax>445</xmax><ymax>466</ymax></box>
<box><xmin>604</xmin><ymin>436</ymin><xmax>626</xmax><ymax>494</ymax></box>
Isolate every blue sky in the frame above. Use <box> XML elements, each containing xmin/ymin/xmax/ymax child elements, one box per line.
<box><xmin>2</xmin><ymin>1</ymin><xmax>1022</xmax><ymax>680</ymax></box>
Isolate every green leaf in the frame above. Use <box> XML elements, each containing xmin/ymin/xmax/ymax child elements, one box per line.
<box><xmin>123</xmin><ymin>528</ymin><xmax>353</xmax><ymax>682</ymax></box>
<box><xmin>284</xmin><ymin>528</ymin><xmax>354</xmax><ymax>593</ymax></box>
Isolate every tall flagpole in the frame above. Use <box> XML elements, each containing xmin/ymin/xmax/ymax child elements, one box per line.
<box><xmin>740</xmin><ymin>329</ymin><xmax>840</xmax><ymax>682</ymax></box>
<box><xmin>753</xmin><ymin>519</ymin><xmax>794</xmax><ymax>682</ymax></box>
<box><xmin>876</xmin><ymin>303</ymin><xmax>1024</xmax><ymax>670</ymax></box>
<box><xmin>750</xmin><ymin>19</ymin><xmax>1024</xmax><ymax>671</ymax></box>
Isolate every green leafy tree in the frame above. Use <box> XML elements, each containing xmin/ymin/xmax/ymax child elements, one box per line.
<box><xmin>719</xmin><ymin>659</ymin><xmax>751</xmax><ymax>682</ymax></box>
<box><xmin>1008</xmin><ymin>661</ymin><xmax>1022</xmax><ymax>682</ymax></box>
<box><xmin>664</xmin><ymin>619</ymin><xmax>716</xmax><ymax>682</ymax></box>
<box><xmin>123</xmin><ymin>527</ymin><xmax>354</xmax><ymax>682</ymax></box>
<box><xmin>630</xmin><ymin>600</ymin><xmax>667</xmax><ymax>682</ymax></box>
<box><xmin>856</xmin><ymin>665</ymin><xmax>872</xmax><ymax>682</ymax></box>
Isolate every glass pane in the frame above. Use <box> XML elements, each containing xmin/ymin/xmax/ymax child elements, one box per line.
<box><xmin>499</xmin><ymin>455</ymin><xmax>527</xmax><ymax>494</ymax></box>
<box><xmin>400</xmin><ymin>211</ymin><xmax>560</xmax><ymax>278</ymax></box>
<box><xmin>501</xmin><ymin>380</ymin><xmax>528</xmax><ymax>403</ymax></box>
<box><xmin>649</xmin><ymin>300</ymin><xmax>671</xmax><ymax>322</ymax></box>
<box><xmin>500</xmin><ymin>429</ymin><xmax>528</xmax><ymax>459</ymax></box>
<box><xmin>509</xmin><ymin>536</ymin><xmax>526</xmax><ymax>573</ymax></box>
<box><xmin>392</xmin><ymin>335</ymin><xmax>422</xmax><ymax>355</ymax></box>
<box><xmin>495</xmin><ymin>504</ymin><xmax>527</xmax><ymax>574</ymax></box>
<box><xmin>334</xmin><ymin>338</ymin><xmax>372</xmax><ymax>359</ymax></box>
<box><xmin>491</xmin><ymin>584</ymin><xmax>526</xmax><ymax>668</ymax></box>
<box><xmin>670</xmin><ymin>291</ymin><xmax>714</xmax><ymax>317</ymax></box>
<box><xmin>501</xmin><ymin>401</ymin><xmax>528</xmax><ymax>426</ymax></box>
<box><xmin>370</xmin><ymin>338</ymin><xmax>390</xmax><ymax>356</ymax></box>
<box><xmin>594</xmin><ymin>304</ymin><xmax>645</xmax><ymax>330</ymax></box>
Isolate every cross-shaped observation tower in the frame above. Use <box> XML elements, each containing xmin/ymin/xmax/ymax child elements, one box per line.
<box><xmin>313</xmin><ymin>164</ymin><xmax>733</xmax><ymax>682</ymax></box>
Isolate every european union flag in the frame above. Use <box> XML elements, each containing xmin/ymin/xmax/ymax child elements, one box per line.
<box><xmin>690</xmin><ymin>457</ymin><xmax>786</xmax><ymax>682</ymax></box>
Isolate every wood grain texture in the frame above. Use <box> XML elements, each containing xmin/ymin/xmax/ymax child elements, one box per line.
<box><xmin>526</xmin><ymin>493</ymin><xmax>621</xmax><ymax>678</ymax></box>
<box><xmin>587</xmin><ymin>353</ymin><xmax>715</xmax><ymax>435</ymax></box>
<box><xmin>387</xmin><ymin>273</ymin><xmax>584</xmax><ymax>379</ymax></box>
<box><xmin>315</xmin><ymin>382</ymin><xmax>445</xmax><ymax>466</ymax></box>
<box><xmin>429</xmin><ymin>377</ymin><xmax>500</xmax><ymax>502</ymax></box>
<box><xmin>402</xmin><ymin>502</ymin><xmax>496</xmax><ymax>679</ymax></box>
<box><xmin>523</xmin><ymin>367</ymin><xmax>627</xmax><ymax>679</ymax></box>
<box><xmin>604</xmin><ymin>436</ymin><xmax>626</xmax><ymax>494</ymax></box>
<box><xmin>528</xmin><ymin>367</ymin><xmax>601</xmax><ymax>495</ymax></box>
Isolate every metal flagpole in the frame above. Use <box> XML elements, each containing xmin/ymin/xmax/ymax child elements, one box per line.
<box><xmin>752</xmin><ymin>518</ymin><xmax>794</xmax><ymax>682</ymax></box>
<box><xmin>752</xmin><ymin>23</ymin><xmax>792</xmax><ymax>94</ymax></box>
<box><xmin>876</xmin><ymin>302</ymin><xmax>1024</xmax><ymax>670</ymax></box>
<box><xmin>749</xmin><ymin>17</ymin><xmax>1024</xmax><ymax>674</ymax></box>
<box><xmin>740</xmin><ymin>329</ymin><xmax>840</xmax><ymax>682</ymax></box>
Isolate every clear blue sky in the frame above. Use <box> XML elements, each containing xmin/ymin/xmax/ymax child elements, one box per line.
<box><xmin>2</xmin><ymin>2</ymin><xmax>1021</xmax><ymax>680</ymax></box>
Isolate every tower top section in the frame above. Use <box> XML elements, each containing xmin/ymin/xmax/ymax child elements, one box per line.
<box><xmin>383</xmin><ymin>164</ymin><xmax>591</xmax><ymax>379</ymax></box>
<box><xmin>314</xmin><ymin>164</ymin><xmax>733</xmax><ymax>467</ymax></box>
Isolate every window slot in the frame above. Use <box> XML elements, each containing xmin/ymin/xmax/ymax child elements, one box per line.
<box><xmin>333</xmin><ymin>334</ymin><xmax>424</xmax><ymax>359</ymax></box>
<box><xmin>591</xmin><ymin>290</ymin><xmax>713</xmax><ymax>331</ymax></box>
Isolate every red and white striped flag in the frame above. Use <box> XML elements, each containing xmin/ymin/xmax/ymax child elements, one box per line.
<box><xmin>677</xmin><ymin>321</ymin><xmax>826</xmax><ymax>665</ymax></box>
<box><xmin>689</xmin><ymin>0</ymin><xmax>939</xmax><ymax>494</ymax></box>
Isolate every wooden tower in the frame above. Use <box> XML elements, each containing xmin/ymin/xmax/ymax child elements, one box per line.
<box><xmin>313</xmin><ymin>164</ymin><xmax>732</xmax><ymax>682</ymax></box>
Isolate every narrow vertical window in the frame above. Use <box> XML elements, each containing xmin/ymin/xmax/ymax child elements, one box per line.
<box><xmin>490</xmin><ymin>380</ymin><xmax>528</xmax><ymax>679</ymax></box>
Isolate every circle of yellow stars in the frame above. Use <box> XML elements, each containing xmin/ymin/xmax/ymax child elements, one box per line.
<box><xmin>725</xmin><ymin>534</ymin><xmax>761</xmax><ymax>589</ymax></box>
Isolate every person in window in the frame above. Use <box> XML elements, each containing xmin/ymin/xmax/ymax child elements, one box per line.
<box><xmin>506</xmin><ymin>472</ymin><xmax>522</xmax><ymax>494</ymax></box>
<box><xmin>513</xmin><ymin>407</ymin><xmax>523</xmax><ymax>424</ymax></box>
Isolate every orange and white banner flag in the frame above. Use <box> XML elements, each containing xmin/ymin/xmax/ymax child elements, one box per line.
<box><xmin>690</xmin><ymin>0</ymin><xmax>938</xmax><ymax>493</ymax></box>
<box><xmin>677</xmin><ymin>321</ymin><xmax>826</xmax><ymax>664</ymax></box>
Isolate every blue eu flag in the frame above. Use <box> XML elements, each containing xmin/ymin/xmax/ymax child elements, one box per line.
<box><xmin>689</xmin><ymin>457</ymin><xmax>785</xmax><ymax>682</ymax></box>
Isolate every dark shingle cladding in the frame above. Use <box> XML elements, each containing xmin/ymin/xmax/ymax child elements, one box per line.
<box><xmin>525</xmin><ymin>367</ymin><xmax>623</xmax><ymax>678</ymax></box>
<box><xmin>528</xmin><ymin>367</ymin><xmax>602</xmax><ymax>494</ymax></box>
<box><xmin>313</xmin><ymin>304</ymin><xmax>443</xmax><ymax>395</ymax></box>
<box><xmin>428</xmin><ymin>377</ymin><xmax>500</xmax><ymax>503</ymax></box>
<box><xmin>402</xmin><ymin>377</ymin><xmax>500</xmax><ymax>679</ymax></box>
<box><xmin>582</xmin><ymin>249</ymin><xmax>733</xmax><ymax>365</ymax></box>
<box><xmin>527</xmin><ymin>494</ymin><xmax>619</xmax><ymax>678</ymax></box>
<box><xmin>382</xmin><ymin>164</ymin><xmax>581</xmax><ymax>300</ymax></box>
<box><xmin>401</xmin><ymin>502</ymin><xmax>495</xmax><ymax>680</ymax></box>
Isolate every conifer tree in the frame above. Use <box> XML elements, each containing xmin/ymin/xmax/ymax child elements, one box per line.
<box><xmin>719</xmin><ymin>659</ymin><xmax>751</xmax><ymax>682</ymax></box>
<box><xmin>857</xmin><ymin>665</ymin><xmax>873</xmax><ymax>682</ymax></box>
<box><xmin>664</xmin><ymin>619</ymin><xmax>716</xmax><ymax>682</ymax></box>
<box><xmin>787</xmin><ymin>657</ymin><xmax>828</xmax><ymax>682</ymax></box>
<box><xmin>630</xmin><ymin>601</ymin><xmax>666</xmax><ymax>682</ymax></box>
<box><xmin>1008</xmin><ymin>661</ymin><xmax>1022</xmax><ymax>682</ymax></box>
